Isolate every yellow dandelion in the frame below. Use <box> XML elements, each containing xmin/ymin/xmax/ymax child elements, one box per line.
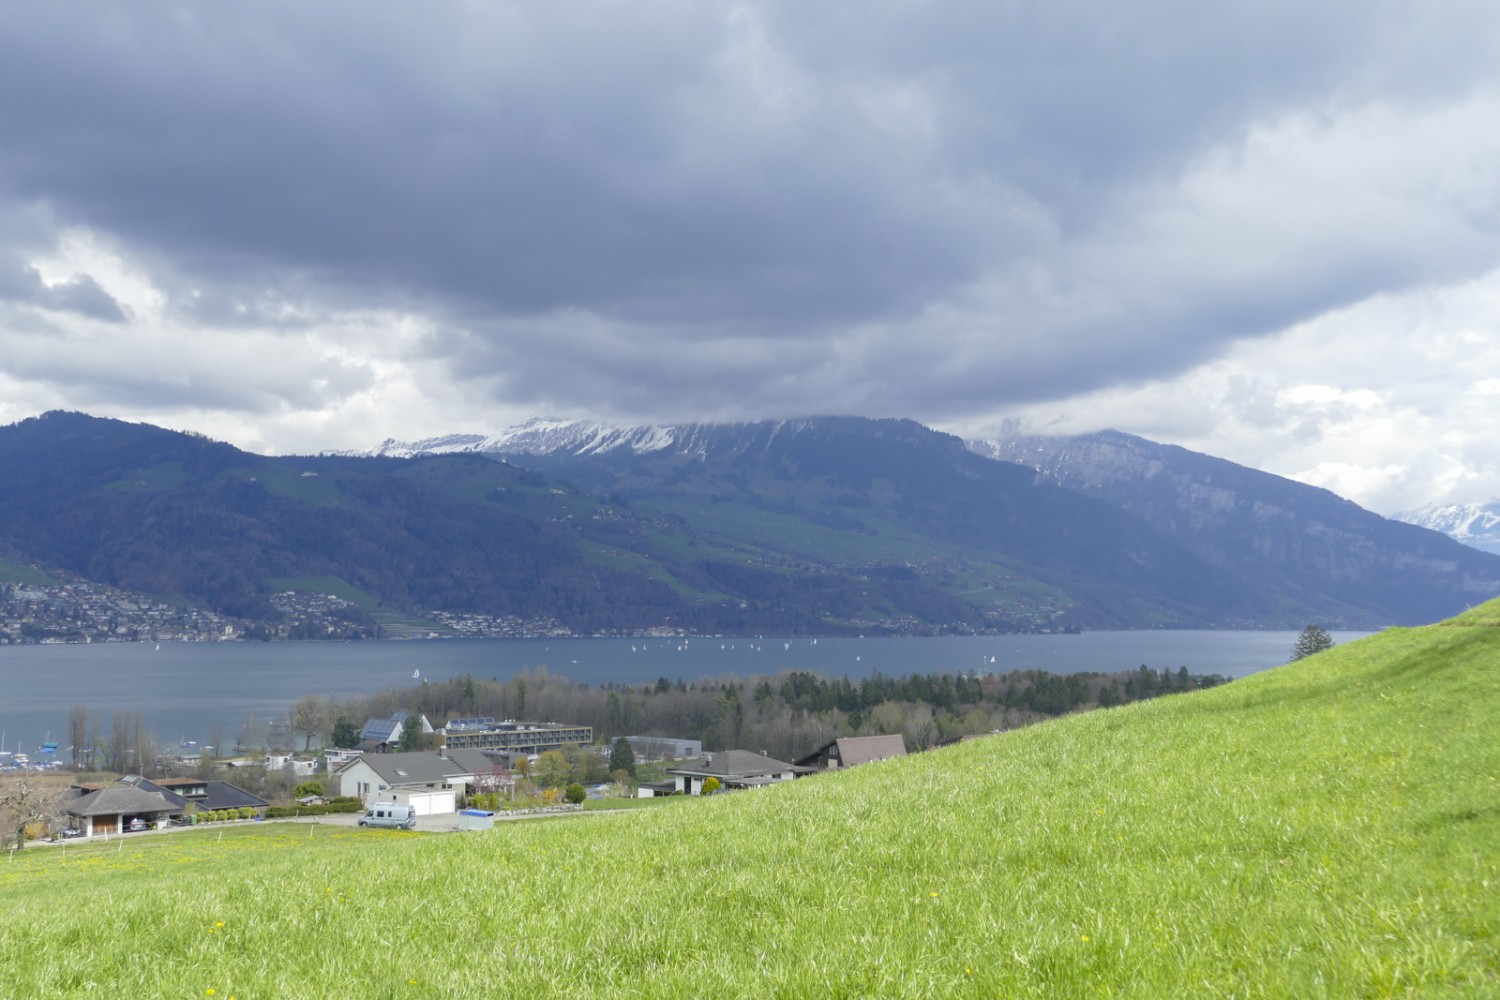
<box><xmin>1081</xmin><ymin>935</ymin><xmax>1090</xmax><ymax>942</ymax></box>
<box><xmin>206</xmin><ymin>990</ymin><xmax>216</xmax><ymax>997</ymax></box>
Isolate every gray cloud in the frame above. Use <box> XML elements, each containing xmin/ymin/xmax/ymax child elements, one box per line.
<box><xmin>6</xmin><ymin>267</ymin><xmax>128</xmax><ymax>322</ymax></box>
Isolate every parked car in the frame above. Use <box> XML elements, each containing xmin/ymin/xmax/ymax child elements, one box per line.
<box><xmin>358</xmin><ymin>804</ymin><xmax>417</xmax><ymax>830</ymax></box>
<box><xmin>126</xmin><ymin>818</ymin><xmax>147</xmax><ymax>832</ymax></box>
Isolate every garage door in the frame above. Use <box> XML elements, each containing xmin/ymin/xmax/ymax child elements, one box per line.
<box><xmin>397</xmin><ymin>790</ymin><xmax>456</xmax><ymax>816</ymax></box>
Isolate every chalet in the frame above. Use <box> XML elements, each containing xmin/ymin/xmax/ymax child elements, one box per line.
<box><xmin>794</xmin><ymin>735</ymin><xmax>907</xmax><ymax>772</ymax></box>
<box><xmin>665</xmin><ymin>750</ymin><xmax>808</xmax><ymax>796</ymax></box>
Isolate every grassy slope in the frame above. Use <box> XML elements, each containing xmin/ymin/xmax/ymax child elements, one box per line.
<box><xmin>4</xmin><ymin>607</ymin><xmax>1497</xmax><ymax>998</ymax></box>
<box><xmin>0</xmin><ymin>556</ymin><xmax>54</xmax><ymax>584</ymax></box>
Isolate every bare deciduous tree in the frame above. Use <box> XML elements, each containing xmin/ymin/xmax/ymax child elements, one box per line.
<box><xmin>0</xmin><ymin>776</ymin><xmax>68</xmax><ymax>849</ymax></box>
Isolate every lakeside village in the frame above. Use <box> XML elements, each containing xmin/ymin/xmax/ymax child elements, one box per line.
<box><xmin>0</xmin><ymin>580</ymin><xmax>578</xmax><ymax>643</ymax></box>
<box><xmin>0</xmin><ymin>580</ymin><xmax>992</xmax><ymax>643</ymax></box>
<box><xmin>1</xmin><ymin>710</ymin><xmax>912</xmax><ymax>844</ymax></box>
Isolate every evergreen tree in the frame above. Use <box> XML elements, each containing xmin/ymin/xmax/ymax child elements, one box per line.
<box><xmin>1290</xmin><ymin>624</ymin><xmax>1334</xmax><ymax>662</ymax></box>
<box><xmin>397</xmin><ymin>712</ymin><xmax>424</xmax><ymax>751</ymax></box>
<box><xmin>608</xmin><ymin>737</ymin><xmax>637</xmax><ymax>778</ymax></box>
<box><xmin>331</xmin><ymin>718</ymin><xmax>360</xmax><ymax>749</ymax></box>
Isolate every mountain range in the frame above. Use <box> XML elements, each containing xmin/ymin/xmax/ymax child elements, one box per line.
<box><xmin>4</xmin><ymin>411</ymin><xmax>1498</xmax><ymax>634</ymax></box>
<box><xmin>363</xmin><ymin>415</ymin><xmax>1500</xmax><ymax>628</ymax></box>
<box><xmin>1392</xmin><ymin>500</ymin><xmax>1500</xmax><ymax>556</ymax></box>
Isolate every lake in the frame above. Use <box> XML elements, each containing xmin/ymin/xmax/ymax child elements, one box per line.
<box><xmin>0</xmin><ymin>630</ymin><xmax>1376</xmax><ymax>756</ymax></box>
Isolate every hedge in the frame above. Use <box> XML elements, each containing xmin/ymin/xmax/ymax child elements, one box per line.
<box><xmin>264</xmin><ymin>799</ymin><xmax>364</xmax><ymax>818</ymax></box>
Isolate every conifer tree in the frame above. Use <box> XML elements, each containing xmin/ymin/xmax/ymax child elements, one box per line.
<box><xmin>1290</xmin><ymin>624</ymin><xmax>1334</xmax><ymax>662</ymax></box>
<box><xmin>609</xmin><ymin>737</ymin><xmax>637</xmax><ymax>778</ymax></box>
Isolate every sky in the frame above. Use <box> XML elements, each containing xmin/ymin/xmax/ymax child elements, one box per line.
<box><xmin>3</xmin><ymin>2</ymin><xmax>1499</xmax><ymax>516</ymax></box>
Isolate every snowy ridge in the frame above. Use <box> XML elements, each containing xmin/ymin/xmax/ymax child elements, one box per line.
<box><xmin>329</xmin><ymin>417</ymin><xmax>685</xmax><ymax>460</ymax></box>
<box><xmin>332</xmin><ymin>417</ymin><xmax>832</xmax><ymax>462</ymax></box>
<box><xmin>487</xmin><ymin>418</ymin><xmax>681</xmax><ymax>456</ymax></box>
<box><xmin>1393</xmin><ymin>501</ymin><xmax>1500</xmax><ymax>555</ymax></box>
<box><xmin>327</xmin><ymin>433</ymin><xmax>490</xmax><ymax>458</ymax></box>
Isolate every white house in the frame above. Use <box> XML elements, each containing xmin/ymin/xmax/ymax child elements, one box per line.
<box><xmin>265</xmin><ymin>751</ymin><xmax>320</xmax><ymax>776</ymax></box>
<box><xmin>331</xmin><ymin>749</ymin><xmax>497</xmax><ymax>814</ymax></box>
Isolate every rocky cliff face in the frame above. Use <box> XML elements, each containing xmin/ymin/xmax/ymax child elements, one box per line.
<box><xmin>971</xmin><ymin>430</ymin><xmax>1500</xmax><ymax>626</ymax></box>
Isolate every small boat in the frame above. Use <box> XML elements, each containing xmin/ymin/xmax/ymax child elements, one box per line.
<box><xmin>412</xmin><ymin>668</ymin><xmax>421</xmax><ymax>679</ymax></box>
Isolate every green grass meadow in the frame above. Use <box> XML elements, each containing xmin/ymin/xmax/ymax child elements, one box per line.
<box><xmin>0</xmin><ymin>557</ymin><xmax>53</xmax><ymax>585</ymax></box>
<box><xmin>4</xmin><ymin>605</ymin><xmax>1498</xmax><ymax>997</ymax></box>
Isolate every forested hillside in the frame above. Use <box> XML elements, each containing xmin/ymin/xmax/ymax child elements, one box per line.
<box><xmin>975</xmin><ymin>429</ymin><xmax>1500</xmax><ymax>624</ymax></box>
<box><xmin>4</xmin><ymin>411</ymin><xmax>1494</xmax><ymax>634</ymax></box>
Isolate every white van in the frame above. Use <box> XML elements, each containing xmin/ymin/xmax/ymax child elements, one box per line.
<box><xmin>358</xmin><ymin>804</ymin><xmax>417</xmax><ymax>830</ymax></box>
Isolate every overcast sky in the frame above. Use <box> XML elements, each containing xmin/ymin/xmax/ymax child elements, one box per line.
<box><xmin>3</xmin><ymin>2</ymin><xmax>1498</xmax><ymax>515</ymax></box>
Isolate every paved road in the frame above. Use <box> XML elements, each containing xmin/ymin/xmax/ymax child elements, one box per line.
<box><xmin>31</xmin><ymin>804</ymin><xmax>608</xmax><ymax>847</ymax></box>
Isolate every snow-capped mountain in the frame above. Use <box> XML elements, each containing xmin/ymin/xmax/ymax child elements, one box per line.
<box><xmin>335</xmin><ymin>416</ymin><xmax>846</xmax><ymax>461</ymax></box>
<box><xmin>344</xmin><ymin>432</ymin><xmax>490</xmax><ymax>458</ymax></box>
<box><xmin>309</xmin><ymin>414</ymin><xmax>1500</xmax><ymax>627</ymax></box>
<box><xmin>334</xmin><ymin>417</ymin><xmax>680</xmax><ymax>459</ymax></box>
<box><xmin>1392</xmin><ymin>501</ymin><xmax>1500</xmax><ymax>555</ymax></box>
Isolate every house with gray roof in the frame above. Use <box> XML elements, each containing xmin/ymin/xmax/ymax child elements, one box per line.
<box><xmin>331</xmin><ymin>749</ymin><xmax>497</xmax><ymax>812</ymax></box>
<box><xmin>64</xmin><ymin>785</ymin><xmax>180</xmax><ymax>836</ymax></box>
<box><xmin>665</xmin><ymin>750</ymin><xmax>809</xmax><ymax>795</ymax></box>
<box><xmin>122</xmin><ymin>774</ymin><xmax>269</xmax><ymax>817</ymax></box>
<box><xmin>794</xmin><ymin>735</ymin><xmax>908</xmax><ymax>772</ymax></box>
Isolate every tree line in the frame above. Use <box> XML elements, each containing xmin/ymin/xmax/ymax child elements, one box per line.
<box><xmin>41</xmin><ymin>660</ymin><xmax>1228</xmax><ymax>816</ymax></box>
<box><xmin>273</xmin><ymin>662</ymin><xmax>1229</xmax><ymax>764</ymax></box>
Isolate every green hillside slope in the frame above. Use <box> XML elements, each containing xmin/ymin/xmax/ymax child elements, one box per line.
<box><xmin>5</xmin><ymin>603</ymin><xmax>1497</xmax><ymax>997</ymax></box>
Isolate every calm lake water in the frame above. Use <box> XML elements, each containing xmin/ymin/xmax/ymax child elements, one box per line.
<box><xmin>0</xmin><ymin>630</ymin><xmax>1376</xmax><ymax>755</ymax></box>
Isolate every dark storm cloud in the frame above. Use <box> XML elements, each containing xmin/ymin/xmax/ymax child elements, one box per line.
<box><xmin>0</xmin><ymin>4</ymin><xmax>988</xmax><ymax>328</ymax></box>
